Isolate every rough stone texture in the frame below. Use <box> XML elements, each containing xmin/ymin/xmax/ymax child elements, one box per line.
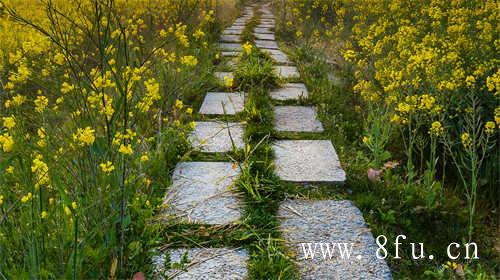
<box><xmin>270</xmin><ymin>83</ymin><xmax>308</xmax><ymax>100</ymax></box>
<box><xmin>266</xmin><ymin>50</ymin><xmax>291</xmax><ymax>64</ymax></box>
<box><xmin>254</xmin><ymin>33</ymin><xmax>275</xmax><ymax>40</ymax></box>
<box><xmin>275</xmin><ymin>66</ymin><xmax>300</xmax><ymax>79</ymax></box>
<box><xmin>256</xmin><ymin>23</ymin><xmax>275</xmax><ymax>29</ymax></box>
<box><xmin>272</xmin><ymin>140</ymin><xmax>346</xmax><ymax>182</ymax></box>
<box><xmin>162</xmin><ymin>162</ymin><xmax>242</xmax><ymax>225</ymax></box>
<box><xmin>153</xmin><ymin>248</ymin><xmax>249</xmax><ymax>280</ymax></box>
<box><xmin>221</xmin><ymin>51</ymin><xmax>241</xmax><ymax>57</ymax></box>
<box><xmin>274</xmin><ymin>106</ymin><xmax>324</xmax><ymax>132</ymax></box>
<box><xmin>254</xmin><ymin>27</ymin><xmax>273</xmax><ymax>34</ymax></box>
<box><xmin>199</xmin><ymin>92</ymin><xmax>245</xmax><ymax>115</ymax></box>
<box><xmin>220</xmin><ymin>43</ymin><xmax>242</xmax><ymax>51</ymax></box>
<box><xmin>189</xmin><ymin>121</ymin><xmax>245</xmax><ymax>153</ymax></box>
<box><xmin>221</xmin><ymin>34</ymin><xmax>241</xmax><ymax>43</ymax></box>
<box><xmin>215</xmin><ymin>72</ymin><xmax>234</xmax><ymax>83</ymax></box>
<box><xmin>255</xmin><ymin>40</ymin><xmax>279</xmax><ymax>50</ymax></box>
<box><xmin>223</xmin><ymin>29</ymin><xmax>244</xmax><ymax>35</ymax></box>
<box><xmin>278</xmin><ymin>199</ymin><xmax>393</xmax><ymax>280</ymax></box>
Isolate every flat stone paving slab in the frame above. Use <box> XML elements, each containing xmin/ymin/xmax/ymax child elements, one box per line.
<box><xmin>272</xmin><ymin>140</ymin><xmax>346</xmax><ymax>182</ymax></box>
<box><xmin>275</xmin><ymin>66</ymin><xmax>300</xmax><ymax>79</ymax></box>
<box><xmin>220</xmin><ymin>43</ymin><xmax>242</xmax><ymax>51</ymax></box>
<box><xmin>278</xmin><ymin>199</ymin><xmax>393</xmax><ymax>280</ymax></box>
<box><xmin>223</xmin><ymin>29</ymin><xmax>244</xmax><ymax>35</ymax></box>
<box><xmin>199</xmin><ymin>92</ymin><xmax>245</xmax><ymax>115</ymax></box>
<box><xmin>256</xmin><ymin>40</ymin><xmax>279</xmax><ymax>50</ymax></box>
<box><xmin>221</xmin><ymin>51</ymin><xmax>241</xmax><ymax>57</ymax></box>
<box><xmin>189</xmin><ymin>121</ymin><xmax>244</xmax><ymax>153</ymax></box>
<box><xmin>254</xmin><ymin>27</ymin><xmax>273</xmax><ymax>34</ymax></box>
<box><xmin>162</xmin><ymin>162</ymin><xmax>242</xmax><ymax>225</ymax></box>
<box><xmin>270</xmin><ymin>83</ymin><xmax>308</xmax><ymax>100</ymax></box>
<box><xmin>215</xmin><ymin>72</ymin><xmax>234</xmax><ymax>83</ymax></box>
<box><xmin>153</xmin><ymin>248</ymin><xmax>249</xmax><ymax>280</ymax></box>
<box><xmin>254</xmin><ymin>33</ymin><xmax>275</xmax><ymax>40</ymax></box>
<box><xmin>221</xmin><ymin>34</ymin><xmax>241</xmax><ymax>43</ymax></box>
<box><xmin>274</xmin><ymin>106</ymin><xmax>324</xmax><ymax>132</ymax></box>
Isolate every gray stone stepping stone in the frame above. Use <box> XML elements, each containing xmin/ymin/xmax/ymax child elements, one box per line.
<box><xmin>274</xmin><ymin>106</ymin><xmax>323</xmax><ymax>132</ymax></box>
<box><xmin>272</xmin><ymin>140</ymin><xmax>346</xmax><ymax>182</ymax></box>
<box><xmin>199</xmin><ymin>92</ymin><xmax>245</xmax><ymax>115</ymax></box>
<box><xmin>254</xmin><ymin>27</ymin><xmax>273</xmax><ymax>34</ymax></box>
<box><xmin>221</xmin><ymin>51</ymin><xmax>241</xmax><ymax>57</ymax></box>
<box><xmin>220</xmin><ymin>43</ymin><xmax>242</xmax><ymax>51</ymax></box>
<box><xmin>254</xmin><ymin>33</ymin><xmax>275</xmax><ymax>40</ymax></box>
<box><xmin>221</xmin><ymin>34</ymin><xmax>241</xmax><ymax>43</ymax></box>
<box><xmin>189</xmin><ymin>121</ymin><xmax>244</xmax><ymax>153</ymax></box>
<box><xmin>278</xmin><ymin>199</ymin><xmax>393</xmax><ymax>280</ymax></box>
<box><xmin>223</xmin><ymin>29</ymin><xmax>243</xmax><ymax>35</ymax></box>
<box><xmin>256</xmin><ymin>40</ymin><xmax>279</xmax><ymax>50</ymax></box>
<box><xmin>270</xmin><ymin>83</ymin><xmax>308</xmax><ymax>100</ymax></box>
<box><xmin>264</xmin><ymin>49</ymin><xmax>292</xmax><ymax>64</ymax></box>
<box><xmin>257</xmin><ymin>23</ymin><xmax>275</xmax><ymax>29</ymax></box>
<box><xmin>275</xmin><ymin>66</ymin><xmax>300</xmax><ymax>79</ymax></box>
<box><xmin>153</xmin><ymin>248</ymin><xmax>249</xmax><ymax>279</ymax></box>
<box><xmin>162</xmin><ymin>162</ymin><xmax>242</xmax><ymax>224</ymax></box>
<box><xmin>215</xmin><ymin>72</ymin><xmax>234</xmax><ymax>83</ymax></box>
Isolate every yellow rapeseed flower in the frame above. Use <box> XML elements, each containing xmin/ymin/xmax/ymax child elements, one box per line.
<box><xmin>2</xmin><ymin>116</ymin><xmax>16</xmax><ymax>130</ymax></box>
<box><xmin>34</xmin><ymin>95</ymin><xmax>49</xmax><ymax>113</ymax></box>
<box><xmin>21</xmin><ymin>192</ymin><xmax>32</xmax><ymax>203</ymax></box>
<box><xmin>41</xmin><ymin>211</ymin><xmax>48</xmax><ymax>219</ymax></box>
<box><xmin>73</xmin><ymin>127</ymin><xmax>95</xmax><ymax>146</ymax></box>
<box><xmin>242</xmin><ymin>42</ymin><xmax>253</xmax><ymax>55</ymax></box>
<box><xmin>461</xmin><ymin>132</ymin><xmax>471</xmax><ymax>148</ymax></box>
<box><xmin>6</xmin><ymin>166</ymin><xmax>14</xmax><ymax>174</ymax></box>
<box><xmin>429</xmin><ymin>121</ymin><xmax>444</xmax><ymax>136</ymax></box>
<box><xmin>99</xmin><ymin>161</ymin><xmax>115</xmax><ymax>174</ymax></box>
<box><xmin>118</xmin><ymin>144</ymin><xmax>133</xmax><ymax>155</ymax></box>
<box><xmin>140</xmin><ymin>154</ymin><xmax>149</xmax><ymax>162</ymax></box>
<box><xmin>223</xmin><ymin>76</ymin><xmax>233</xmax><ymax>88</ymax></box>
<box><xmin>485</xmin><ymin>121</ymin><xmax>495</xmax><ymax>134</ymax></box>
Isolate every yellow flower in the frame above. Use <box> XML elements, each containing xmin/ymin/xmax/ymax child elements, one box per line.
<box><xmin>429</xmin><ymin>121</ymin><xmax>444</xmax><ymax>136</ymax></box>
<box><xmin>99</xmin><ymin>161</ymin><xmax>115</xmax><ymax>174</ymax></box>
<box><xmin>175</xmin><ymin>99</ymin><xmax>184</xmax><ymax>110</ymax></box>
<box><xmin>186</xmin><ymin>107</ymin><xmax>193</xmax><ymax>114</ymax></box>
<box><xmin>2</xmin><ymin>116</ymin><xmax>16</xmax><ymax>130</ymax></box>
<box><xmin>140</xmin><ymin>154</ymin><xmax>150</xmax><ymax>162</ymax></box>
<box><xmin>64</xmin><ymin>206</ymin><xmax>72</xmax><ymax>216</ymax></box>
<box><xmin>461</xmin><ymin>132</ymin><xmax>471</xmax><ymax>148</ymax></box>
<box><xmin>0</xmin><ymin>195</ymin><xmax>3</xmax><ymax>206</ymax></box>
<box><xmin>21</xmin><ymin>192</ymin><xmax>32</xmax><ymax>203</ymax></box>
<box><xmin>296</xmin><ymin>31</ymin><xmax>303</xmax><ymax>38</ymax></box>
<box><xmin>41</xmin><ymin>211</ymin><xmax>48</xmax><ymax>219</ymax></box>
<box><xmin>193</xmin><ymin>29</ymin><xmax>205</xmax><ymax>40</ymax></box>
<box><xmin>31</xmin><ymin>155</ymin><xmax>49</xmax><ymax>188</ymax></box>
<box><xmin>223</xmin><ymin>76</ymin><xmax>233</xmax><ymax>88</ymax></box>
<box><xmin>0</xmin><ymin>133</ymin><xmax>15</xmax><ymax>152</ymax></box>
<box><xmin>73</xmin><ymin>127</ymin><xmax>95</xmax><ymax>146</ymax></box>
<box><xmin>118</xmin><ymin>144</ymin><xmax>133</xmax><ymax>155</ymax></box>
<box><xmin>362</xmin><ymin>136</ymin><xmax>370</xmax><ymax>144</ymax></box>
<box><xmin>34</xmin><ymin>95</ymin><xmax>49</xmax><ymax>113</ymax></box>
<box><xmin>12</xmin><ymin>94</ymin><xmax>26</xmax><ymax>106</ymax></box>
<box><xmin>242</xmin><ymin>42</ymin><xmax>253</xmax><ymax>55</ymax></box>
<box><xmin>180</xmin><ymin>55</ymin><xmax>198</xmax><ymax>66</ymax></box>
<box><xmin>49</xmin><ymin>198</ymin><xmax>54</xmax><ymax>205</ymax></box>
<box><xmin>72</xmin><ymin>201</ymin><xmax>77</xmax><ymax>210</ymax></box>
<box><xmin>6</xmin><ymin>166</ymin><xmax>14</xmax><ymax>174</ymax></box>
<box><xmin>485</xmin><ymin>121</ymin><xmax>495</xmax><ymax>134</ymax></box>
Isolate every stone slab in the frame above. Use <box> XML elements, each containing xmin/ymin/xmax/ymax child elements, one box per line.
<box><xmin>221</xmin><ymin>34</ymin><xmax>241</xmax><ymax>43</ymax></box>
<box><xmin>274</xmin><ymin>106</ymin><xmax>324</xmax><ymax>132</ymax></box>
<box><xmin>254</xmin><ymin>33</ymin><xmax>275</xmax><ymax>40</ymax></box>
<box><xmin>221</xmin><ymin>51</ymin><xmax>241</xmax><ymax>57</ymax></box>
<box><xmin>162</xmin><ymin>162</ymin><xmax>242</xmax><ymax>224</ymax></box>
<box><xmin>256</xmin><ymin>40</ymin><xmax>279</xmax><ymax>50</ymax></box>
<box><xmin>220</xmin><ymin>43</ymin><xmax>242</xmax><ymax>51</ymax></box>
<box><xmin>272</xmin><ymin>140</ymin><xmax>346</xmax><ymax>182</ymax></box>
<box><xmin>275</xmin><ymin>66</ymin><xmax>300</xmax><ymax>79</ymax></box>
<box><xmin>265</xmin><ymin>49</ymin><xmax>292</xmax><ymax>64</ymax></box>
<box><xmin>257</xmin><ymin>23</ymin><xmax>275</xmax><ymax>29</ymax></box>
<box><xmin>189</xmin><ymin>121</ymin><xmax>244</xmax><ymax>153</ymax></box>
<box><xmin>278</xmin><ymin>199</ymin><xmax>393</xmax><ymax>280</ymax></box>
<box><xmin>270</xmin><ymin>83</ymin><xmax>308</xmax><ymax>100</ymax></box>
<box><xmin>215</xmin><ymin>72</ymin><xmax>234</xmax><ymax>83</ymax></box>
<box><xmin>153</xmin><ymin>248</ymin><xmax>249</xmax><ymax>280</ymax></box>
<box><xmin>254</xmin><ymin>27</ymin><xmax>273</xmax><ymax>34</ymax></box>
<box><xmin>223</xmin><ymin>29</ymin><xmax>244</xmax><ymax>35</ymax></box>
<box><xmin>199</xmin><ymin>92</ymin><xmax>245</xmax><ymax>115</ymax></box>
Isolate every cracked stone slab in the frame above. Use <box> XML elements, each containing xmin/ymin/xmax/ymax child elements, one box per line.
<box><xmin>254</xmin><ymin>27</ymin><xmax>273</xmax><ymax>34</ymax></box>
<box><xmin>271</xmin><ymin>83</ymin><xmax>308</xmax><ymax>100</ymax></box>
<box><xmin>275</xmin><ymin>66</ymin><xmax>300</xmax><ymax>79</ymax></box>
<box><xmin>274</xmin><ymin>106</ymin><xmax>323</xmax><ymax>132</ymax></box>
<box><xmin>215</xmin><ymin>72</ymin><xmax>234</xmax><ymax>83</ymax></box>
<box><xmin>220</xmin><ymin>43</ymin><xmax>242</xmax><ymax>51</ymax></box>
<box><xmin>199</xmin><ymin>92</ymin><xmax>245</xmax><ymax>115</ymax></box>
<box><xmin>153</xmin><ymin>248</ymin><xmax>249</xmax><ymax>280</ymax></box>
<box><xmin>255</xmin><ymin>40</ymin><xmax>279</xmax><ymax>50</ymax></box>
<box><xmin>278</xmin><ymin>199</ymin><xmax>393</xmax><ymax>280</ymax></box>
<box><xmin>162</xmin><ymin>162</ymin><xmax>242</xmax><ymax>225</ymax></box>
<box><xmin>189</xmin><ymin>121</ymin><xmax>244</xmax><ymax>153</ymax></box>
<box><xmin>254</xmin><ymin>33</ymin><xmax>275</xmax><ymax>40</ymax></box>
<box><xmin>272</xmin><ymin>140</ymin><xmax>346</xmax><ymax>182</ymax></box>
<box><xmin>221</xmin><ymin>34</ymin><xmax>241</xmax><ymax>43</ymax></box>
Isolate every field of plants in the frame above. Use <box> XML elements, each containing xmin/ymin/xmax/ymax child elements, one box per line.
<box><xmin>0</xmin><ymin>0</ymin><xmax>498</xmax><ymax>279</ymax></box>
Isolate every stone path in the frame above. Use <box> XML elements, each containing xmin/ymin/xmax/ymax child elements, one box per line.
<box><xmin>155</xmin><ymin>3</ymin><xmax>392</xmax><ymax>279</ymax></box>
<box><xmin>154</xmin><ymin>8</ymin><xmax>254</xmax><ymax>279</ymax></box>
